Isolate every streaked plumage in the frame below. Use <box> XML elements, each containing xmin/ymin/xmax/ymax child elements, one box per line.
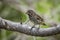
<box><xmin>26</xmin><ymin>10</ymin><xmax>46</xmax><ymax>25</ymax></box>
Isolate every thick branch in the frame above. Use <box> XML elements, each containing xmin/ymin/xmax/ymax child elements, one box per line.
<box><xmin>0</xmin><ymin>0</ymin><xmax>60</xmax><ymax>37</ymax></box>
<box><xmin>0</xmin><ymin>17</ymin><xmax>60</xmax><ymax>37</ymax></box>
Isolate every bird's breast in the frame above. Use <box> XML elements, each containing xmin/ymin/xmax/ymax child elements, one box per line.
<box><xmin>29</xmin><ymin>16</ymin><xmax>41</xmax><ymax>24</ymax></box>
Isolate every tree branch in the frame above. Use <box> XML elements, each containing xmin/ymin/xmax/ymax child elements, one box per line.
<box><xmin>0</xmin><ymin>0</ymin><xmax>60</xmax><ymax>37</ymax></box>
<box><xmin>0</xmin><ymin>17</ymin><xmax>60</xmax><ymax>37</ymax></box>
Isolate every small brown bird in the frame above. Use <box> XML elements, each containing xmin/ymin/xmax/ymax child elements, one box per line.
<box><xmin>26</xmin><ymin>10</ymin><xmax>46</xmax><ymax>30</ymax></box>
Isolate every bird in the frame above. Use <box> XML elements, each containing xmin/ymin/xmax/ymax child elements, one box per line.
<box><xmin>26</xmin><ymin>10</ymin><xmax>46</xmax><ymax>30</ymax></box>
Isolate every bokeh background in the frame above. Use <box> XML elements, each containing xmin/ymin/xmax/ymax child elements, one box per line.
<box><xmin>0</xmin><ymin>0</ymin><xmax>60</xmax><ymax>40</ymax></box>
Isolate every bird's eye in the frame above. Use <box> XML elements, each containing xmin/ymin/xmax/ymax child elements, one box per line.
<box><xmin>37</xmin><ymin>17</ymin><xmax>40</xmax><ymax>20</ymax></box>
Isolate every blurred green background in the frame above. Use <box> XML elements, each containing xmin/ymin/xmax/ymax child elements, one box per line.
<box><xmin>0</xmin><ymin>0</ymin><xmax>60</xmax><ymax>40</ymax></box>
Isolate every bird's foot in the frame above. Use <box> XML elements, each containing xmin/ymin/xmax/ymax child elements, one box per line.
<box><xmin>30</xmin><ymin>25</ymin><xmax>35</xmax><ymax>31</ymax></box>
<box><xmin>30</xmin><ymin>25</ymin><xmax>40</xmax><ymax>31</ymax></box>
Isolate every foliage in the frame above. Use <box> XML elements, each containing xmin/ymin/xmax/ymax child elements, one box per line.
<box><xmin>0</xmin><ymin>0</ymin><xmax>60</xmax><ymax>40</ymax></box>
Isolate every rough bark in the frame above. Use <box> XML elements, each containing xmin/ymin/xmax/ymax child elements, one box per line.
<box><xmin>0</xmin><ymin>17</ymin><xmax>60</xmax><ymax>37</ymax></box>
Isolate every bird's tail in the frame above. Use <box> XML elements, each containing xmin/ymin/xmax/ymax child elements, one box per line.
<box><xmin>41</xmin><ymin>22</ymin><xmax>46</xmax><ymax>25</ymax></box>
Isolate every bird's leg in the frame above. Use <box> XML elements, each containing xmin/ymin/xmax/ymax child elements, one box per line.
<box><xmin>30</xmin><ymin>24</ymin><xmax>36</xmax><ymax>30</ymax></box>
<box><xmin>30</xmin><ymin>24</ymin><xmax>40</xmax><ymax>30</ymax></box>
<box><xmin>36</xmin><ymin>25</ymin><xmax>40</xmax><ymax>30</ymax></box>
<box><xmin>25</xmin><ymin>20</ymin><xmax>30</xmax><ymax>24</ymax></box>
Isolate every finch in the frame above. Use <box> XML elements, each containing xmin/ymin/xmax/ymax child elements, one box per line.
<box><xmin>26</xmin><ymin>10</ymin><xmax>46</xmax><ymax>30</ymax></box>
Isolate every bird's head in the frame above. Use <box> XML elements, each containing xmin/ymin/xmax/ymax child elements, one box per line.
<box><xmin>26</xmin><ymin>10</ymin><xmax>34</xmax><ymax>15</ymax></box>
